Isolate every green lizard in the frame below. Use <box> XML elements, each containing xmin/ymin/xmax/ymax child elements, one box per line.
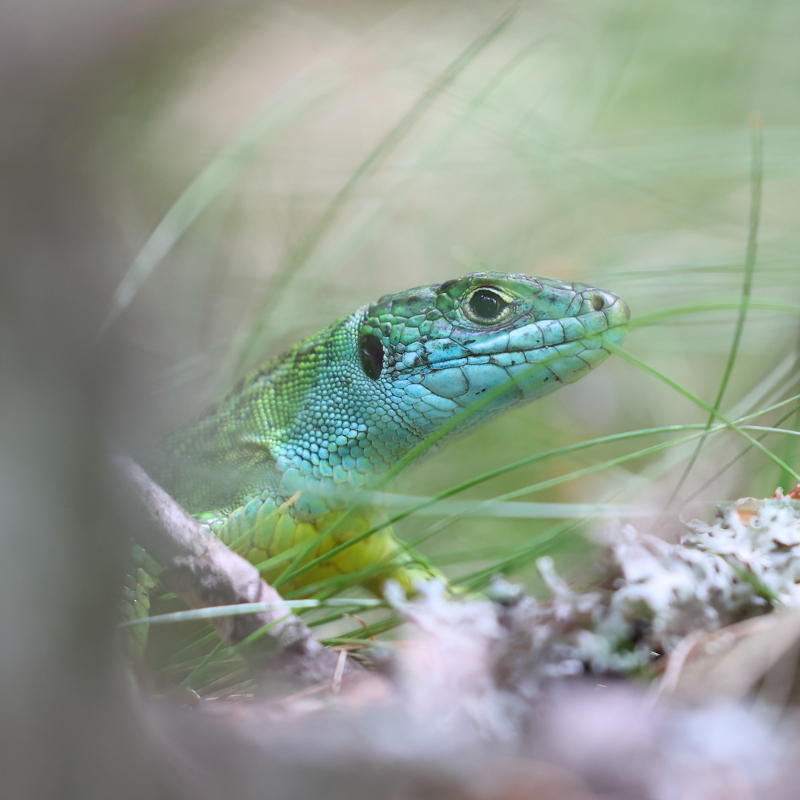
<box><xmin>127</xmin><ymin>271</ymin><xmax>629</xmax><ymax>652</ymax></box>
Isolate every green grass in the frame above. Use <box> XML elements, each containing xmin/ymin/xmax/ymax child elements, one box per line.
<box><xmin>107</xmin><ymin>0</ymin><xmax>800</xmax><ymax>693</ymax></box>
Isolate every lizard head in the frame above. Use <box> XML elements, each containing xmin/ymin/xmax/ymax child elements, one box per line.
<box><xmin>356</xmin><ymin>271</ymin><xmax>629</xmax><ymax>432</ymax></box>
<box><xmin>268</xmin><ymin>271</ymin><xmax>629</xmax><ymax>501</ymax></box>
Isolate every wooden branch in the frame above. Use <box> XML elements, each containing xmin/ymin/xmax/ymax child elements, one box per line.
<box><xmin>113</xmin><ymin>453</ymin><xmax>362</xmax><ymax>686</ymax></box>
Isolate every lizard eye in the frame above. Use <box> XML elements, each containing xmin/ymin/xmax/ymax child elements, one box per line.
<box><xmin>466</xmin><ymin>288</ymin><xmax>507</xmax><ymax>323</ymax></box>
<box><xmin>358</xmin><ymin>333</ymin><xmax>384</xmax><ymax>380</ymax></box>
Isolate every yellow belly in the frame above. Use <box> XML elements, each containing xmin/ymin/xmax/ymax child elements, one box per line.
<box><xmin>206</xmin><ymin>497</ymin><xmax>438</xmax><ymax>597</ymax></box>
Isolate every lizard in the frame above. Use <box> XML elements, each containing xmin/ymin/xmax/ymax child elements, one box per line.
<box><xmin>126</xmin><ymin>271</ymin><xmax>629</xmax><ymax>654</ymax></box>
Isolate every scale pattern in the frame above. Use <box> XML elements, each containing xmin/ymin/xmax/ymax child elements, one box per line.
<box><xmin>130</xmin><ymin>272</ymin><xmax>629</xmax><ymax>646</ymax></box>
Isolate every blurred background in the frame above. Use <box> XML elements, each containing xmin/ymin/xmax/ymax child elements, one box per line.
<box><xmin>2</xmin><ymin>0</ymin><xmax>800</xmax><ymax>795</ymax></box>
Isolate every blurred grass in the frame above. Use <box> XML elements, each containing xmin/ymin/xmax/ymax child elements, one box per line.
<box><xmin>103</xmin><ymin>0</ymin><xmax>800</xmax><ymax>689</ymax></box>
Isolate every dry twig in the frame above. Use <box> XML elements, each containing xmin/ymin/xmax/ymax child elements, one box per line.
<box><xmin>114</xmin><ymin>453</ymin><xmax>362</xmax><ymax>686</ymax></box>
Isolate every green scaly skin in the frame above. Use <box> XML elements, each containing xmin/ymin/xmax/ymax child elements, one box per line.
<box><xmin>127</xmin><ymin>271</ymin><xmax>629</xmax><ymax>654</ymax></box>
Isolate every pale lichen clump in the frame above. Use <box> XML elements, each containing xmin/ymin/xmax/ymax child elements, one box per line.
<box><xmin>482</xmin><ymin>495</ymin><xmax>800</xmax><ymax>684</ymax></box>
<box><xmin>389</xmin><ymin>495</ymin><xmax>800</xmax><ymax>698</ymax></box>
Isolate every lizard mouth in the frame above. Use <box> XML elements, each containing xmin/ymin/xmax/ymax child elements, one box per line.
<box><xmin>408</xmin><ymin>288</ymin><xmax>629</xmax><ymax>407</ymax></box>
<box><xmin>420</xmin><ymin>290</ymin><xmax>630</xmax><ymax>369</ymax></box>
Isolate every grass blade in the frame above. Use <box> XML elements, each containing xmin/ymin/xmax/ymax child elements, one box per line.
<box><xmin>668</xmin><ymin>115</ymin><xmax>764</xmax><ymax>503</ymax></box>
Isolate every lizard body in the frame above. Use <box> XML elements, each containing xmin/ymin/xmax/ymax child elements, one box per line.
<box><xmin>128</xmin><ymin>272</ymin><xmax>629</xmax><ymax>650</ymax></box>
